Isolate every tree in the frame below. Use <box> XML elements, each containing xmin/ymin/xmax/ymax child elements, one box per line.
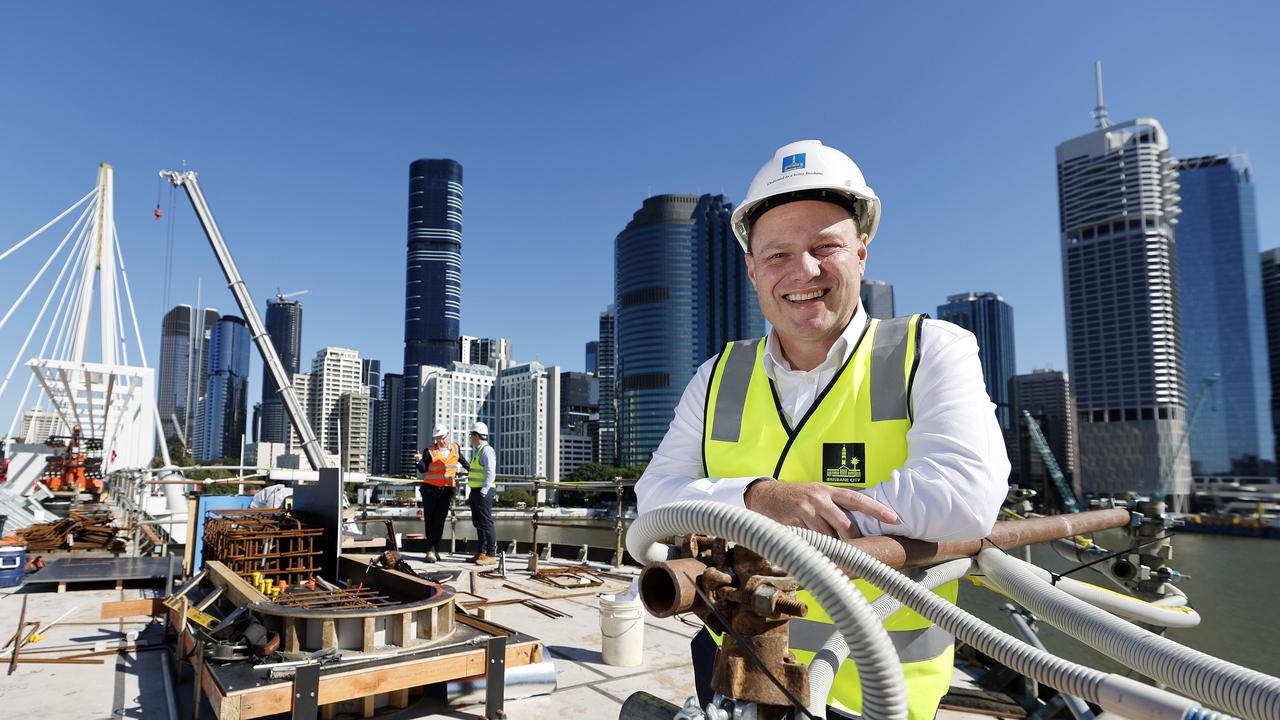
<box><xmin>556</xmin><ymin>463</ymin><xmax>645</xmax><ymax>508</ymax></box>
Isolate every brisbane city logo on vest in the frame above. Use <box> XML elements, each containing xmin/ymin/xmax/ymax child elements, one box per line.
<box><xmin>822</xmin><ymin>442</ymin><xmax>866</xmax><ymax>486</ymax></box>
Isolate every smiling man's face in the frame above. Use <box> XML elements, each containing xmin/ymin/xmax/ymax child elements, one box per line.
<box><xmin>745</xmin><ymin>200</ymin><xmax>867</xmax><ymax>368</ymax></box>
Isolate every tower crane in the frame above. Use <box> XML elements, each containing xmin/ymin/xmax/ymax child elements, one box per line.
<box><xmin>1021</xmin><ymin>410</ymin><xmax>1081</xmax><ymax>513</ymax></box>
<box><xmin>274</xmin><ymin>288</ymin><xmax>309</xmax><ymax>302</ymax></box>
<box><xmin>1158</xmin><ymin>373</ymin><xmax>1220</xmax><ymax>512</ymax></box>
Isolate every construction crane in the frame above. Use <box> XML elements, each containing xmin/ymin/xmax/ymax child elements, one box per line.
<box><xmin>1021</xmin><ymin>410</ymin><xmax>1081</xmax><ymax>514</ymax></box>
<box><xmin>1158</xmin><ymin>373</ymin><xmax>1221</xmax><ymax>511</ymax></box>
<box><xmin>274</xmin><ymin>288</ymin><xmax>309</xmax><ymax>302</ymax></box>
<box><xmin>159</xmin><ymin>170</ymin><xmax>329</xmax><ymax>471</ymax></box>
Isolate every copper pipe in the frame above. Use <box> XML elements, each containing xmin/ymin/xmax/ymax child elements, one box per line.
<box><xmin>841</xmin><ymin>508</ymin><xmax>1132</xmax><ymax>571</ymax></box>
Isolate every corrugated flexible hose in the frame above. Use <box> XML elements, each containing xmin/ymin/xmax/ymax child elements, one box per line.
<box><xmin>977</xmin><ymin>548</ymin><xmax>1280</xmax><ymax>720</ymax></box>
<box><xmin>791</xmin><ymin>528</ymin><xmax>1225</xmax><ymax>720</ymax></box>
<box><xmin>626</xmin><ymin>501</ymin><xmax>909</xmax><ymax>720</ymax></box>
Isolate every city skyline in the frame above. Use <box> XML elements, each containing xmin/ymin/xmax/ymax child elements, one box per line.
<box><xmin>1</xmin><ymin>6</ymin><xmax>1277</xmax><ymax>445</ymax></box>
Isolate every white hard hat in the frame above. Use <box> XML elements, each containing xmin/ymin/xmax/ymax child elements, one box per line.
<box><xmin>471</xmin><ymin>421</ymin><xmax>489</xmax><ymax>437</ymax></box>
<box><xmin>431</xmin><ymin>424</ymin><xmax>448</xmax><ymax>438</ymax></box>
<box><xmin>730</xmin><ymin>139</ymin><xmax>881</xmax><ymax>253</ymax></box>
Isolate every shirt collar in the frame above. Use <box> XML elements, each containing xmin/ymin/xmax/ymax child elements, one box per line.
<box><xmin>762</xmin><ymin>304</ymin><xmax>869</xmax><ymax>379</ymax></box>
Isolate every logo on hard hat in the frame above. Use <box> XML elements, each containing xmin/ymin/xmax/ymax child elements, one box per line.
<box><xmin>781</xmin><ymin>153</ymin><xmax>806</xmax><ymax>173</ymax></box>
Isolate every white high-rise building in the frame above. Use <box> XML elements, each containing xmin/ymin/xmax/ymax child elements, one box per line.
<box><xmin>1056</xmin><ymin>67</ymin><xmax>1188</xmax><ymax>500</ymax></box>
<box><xmin>19</xmin><ymin>408</ymin><xmax>64</xmax><ymax>444</ymax></box>
<box><xmin>459</xmin><ymin>336</ymin><xmax>513</xmax><ymax>371</ymax></box>
<box><xmin>310</xmin><ymin>348</ymin><xmax>364</xmax><ymax>462</ymax></box>
<box><xmin>287</xmin><ymin>372</ymin><xmax>312</xmax><ymax>454</ymax></box>
<box><xmin>339</xmin><ymin>392</ymin><xmax>371</xmax><ymax>473</ymax></box>
<box><xmin>417</xmin><ymin>362</ymin><xmax>498</xmax><ymax>452</ymax></box>
<box><xmin>497</xmin><ymin>362</ymin><xmax>560</xmax><ymax>483</ymax></box>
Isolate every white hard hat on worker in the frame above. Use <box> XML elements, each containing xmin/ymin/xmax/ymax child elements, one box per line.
<box><xmin>471</xmin><ymin>421</ymin><xmax>489</xmax><ymax>438</ymax></box>
<box><xmin>730</xmin><ymin>139</ymin><xmax>881</xmax><ymax>254</ymax></box>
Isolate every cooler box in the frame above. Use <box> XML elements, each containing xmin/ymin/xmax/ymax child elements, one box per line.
<box><xmin>0</xmin><ymin>544</ymin><xmax>27</xmax><ymax>587</ymax></box>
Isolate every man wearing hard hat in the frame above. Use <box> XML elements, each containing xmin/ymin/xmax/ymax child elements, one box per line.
<box><xmin>467</xmin><ymin>421</ymin><xmax>499</xmax><ymax>565</ymax></box>
<box><xmin>637</xmin><ymin>140</ymin><xmax>1009</xmax><ymax>719</ymax></box>
<box><xmin>416</xmin><ymin>425</ymin><xmax>462</xmax><ymax>563</ymax></box>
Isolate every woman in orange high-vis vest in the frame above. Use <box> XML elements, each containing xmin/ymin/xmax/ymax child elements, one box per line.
<box><xmin>416</xmin><ymin>424</ymin><xmax>464</xmax><ymax>562</ymax></box>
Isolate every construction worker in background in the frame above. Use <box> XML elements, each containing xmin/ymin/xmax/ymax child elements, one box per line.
<box><xmin>467</xmin><ymin>421</ymin><xmax>498</xmax><ymax>565</ymax></box>
<box><xmin>416</xmin><ymin>425</ymin><xmax>461</xmax><ymax>562</ymax></box>
<box><xmin>636</xmin><ymin>140</ymin><xmax>1009</xmax><ymax>720</ymax></box>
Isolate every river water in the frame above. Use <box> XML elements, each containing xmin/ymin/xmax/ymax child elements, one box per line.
<box><xmin>390</xmin><ymin>514</ymin><xmax>1279</xmax><ymax>677</ymax></box>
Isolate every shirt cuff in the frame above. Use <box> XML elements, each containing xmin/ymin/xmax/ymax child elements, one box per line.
<box><xmin>711</xmin><ymin>476</ymin><xmax>765</xmax><ymax>508</ymax></box>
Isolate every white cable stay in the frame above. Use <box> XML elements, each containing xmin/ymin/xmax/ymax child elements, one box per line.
<box><xmin>0</xmin><ymin>196</ymin><xmax>97</xmax><ymax>335</ymax></box>
<box><xmin>5</xmin><ymin>215</ymin><xmax>94</xmax><ymax>440</ymax></box>
<box><xmin>0</xmin><ymin>211</ymin><xmax>92</xmax><ymax>428</ymax></box>
<box><xmin>0</xmin><ymin>188</ymin><xmax>96</xmax><ymax>264</ymax></box>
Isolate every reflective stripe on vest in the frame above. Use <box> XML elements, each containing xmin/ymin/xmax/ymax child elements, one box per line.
<box><xmin>703</xmin><ymin>315</ymin><xmax>955</xmax><ymax>720</ymax></box>
<box><xmin>468</xmin><ymin>443</ymin><xmax>490</xmax><ymax>488</ymax></box>
<box><xmin>423</xmin><ymin>443</ymin><xmax>460</xmax><ymax>486</ymax></box>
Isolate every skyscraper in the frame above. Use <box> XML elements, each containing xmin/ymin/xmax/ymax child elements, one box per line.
<box><xmin>158</xmin><ymin>305</ymin><xmax>194</xmax><ymax>442</ymax></box>
<box><xmin>402</xmin><ymin>158</ymin><xmax>463</xmax><ymax>473</ymax></box>
<box><xmin>1261</xmin><ymin>249</ymin><xmax>1280</xmax><ymax>469</ymax></box>
<box><xmin>497</xmin><ymin>362</ymin><xmax>560</xmax><ymax>483</ymax></box>
<box><xmin>258</xmin><ymin>298</ymin><xmax>302</xmax><ymax>444</ymax></box>
<box><xmin>157</xmin><ymin>305</ymin><xmax>220</xmax><ymax>449</ymax></box>
<box><xmin>560</xmin><ymin>370</ymin><xmax>599</xmax><ymax>478</ymax></box>
<box><xmin>585</xmin><ymin>341</ymin><xmax>599</xmax><ymax>374</ymax></box>
<box><xmin>459</xmin><ymin>336</ymin><xmax>513</xmax><ymax>370</ymax></box>
<box><xmin>310</xmin><ymin>347</ymin><xmax>364</xmax><ymax>466</ymax></box>
<box><xmin>615</xmin><ymin>194</ymin><xmax>764</xmax><ymax>467</ymax></box>
<box><xmin>936</xmin><ymin>292</ymin><xmax>1016</xmax><ymax>431</ymax></box>
<box><xmin>1056</xmin><ymin>75</ymin><xmax>1188</xmax><ymax>499</ymax></box>
<box><xmin>1011</xmin><ymin>369</ymin><xmax>1080</xmax><ymax>505</ymax></box>
<box><xmin>417</xmin><ymin>362</ymin><xmax>498</xmax><ymax>454</ymax></box>
<box><xmin>1175</xmin><ymin>154</ymin><xmax>1273</xmax><ymax>478</ymax></box>
<box><xmin>186</xmin><ymin>307</ymin><xmax>221</xmax><ymax>455</ymax></box>
<box><xmin>199</xmin><ymin>315</ymin><xmax>250</xmax><ymax>461</ymax></box>
<box><xmin>361</xmin><ymin>358</ymin><xmax>382</xmax><ymax>474</ymax></box>
<box><xmin>860</xmin><ymin>279</ymin><xmax>896</xmax><ymax>320</ymax></box>
<box><xmin>381</xmin><ymin>373</ymin><xmax>404</xmax><ymax>476</ymax></box>
<box><xmin>597</xmin><ymin>305</ymin><xmax>617</xmax><ymax>467</ymax></box>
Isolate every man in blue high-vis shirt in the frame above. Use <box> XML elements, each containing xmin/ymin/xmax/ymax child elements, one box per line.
<box><xmin>467</xmin><ymin>421</ymin><xmax>498</xmax><ymax>565</ymax></box>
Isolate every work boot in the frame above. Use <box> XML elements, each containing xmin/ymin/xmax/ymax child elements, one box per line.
<box><xmin>475</xmin><ymin>553</ymin><xmax>497</xmax><ymax>566</ymax></box>
<box><xmin>425</xmin><ymin>549</ymin><xmax>439</xmax><ymax>563</ymax></box>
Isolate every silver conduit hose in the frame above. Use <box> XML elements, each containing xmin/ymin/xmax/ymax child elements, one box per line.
<box><xmin>790</xmin><ymin>529</ymin><xmax>1227</xmax><ymax>720</ymax></box>
<box><xmin>626</xmin><ymin>501</ymin><xmax>909</xmax><ymax>720</ymax></box>
<box><xmin>806</xmin><ymin>558</ymin><xmax>974</xmax><ymax>717</ymax></box>
<box><xmin>977</xmin><ymin>548</ymin><xmax>1280</xmax><ymax>720</ymax></box>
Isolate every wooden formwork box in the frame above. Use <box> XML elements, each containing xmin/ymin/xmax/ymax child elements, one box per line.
<box><xmin>171</xmin><ymin>560</ymin><xmax>543</xmax><ymax>719</ymax></box>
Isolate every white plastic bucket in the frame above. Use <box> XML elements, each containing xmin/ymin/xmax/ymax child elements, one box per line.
<box><xmin>599</xmin><ymin>593</ymin><xmax>645</xmax><ymax>666</ymax></box>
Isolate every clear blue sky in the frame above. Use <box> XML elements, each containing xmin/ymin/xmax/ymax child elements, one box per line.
<box><xmin>1</xmin><ymin>3</ymin><xmax>1277</xmax><ymax>426</ymax></box>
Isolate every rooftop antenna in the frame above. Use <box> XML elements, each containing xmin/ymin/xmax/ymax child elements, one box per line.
<box><xmin>1092</xmin><ymin>60</ymin><xmax>1111</xmax><ymax>129</ymax></box>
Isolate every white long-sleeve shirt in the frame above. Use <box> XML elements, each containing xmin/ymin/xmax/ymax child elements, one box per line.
<box><xmin>635</xmin><ymin>304</ymin><xmax>1010</xmax><ymax>542</ymax></box>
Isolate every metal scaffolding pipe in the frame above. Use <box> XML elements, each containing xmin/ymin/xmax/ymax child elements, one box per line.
<box><xmin>839</xmin><ymin>509</ymin><xmax>1133</xmax><ymax>571</ymax></box>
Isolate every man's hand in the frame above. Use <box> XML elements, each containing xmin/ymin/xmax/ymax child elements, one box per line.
<box><xmin>414</xmin><ymin>452</ymin><xmax>423</xmax><ymax>462</ymax></box>
<box><xmin>745</xmin><ymin>479</ymin><xmax>899</xmax><ymax>540</ymax></box>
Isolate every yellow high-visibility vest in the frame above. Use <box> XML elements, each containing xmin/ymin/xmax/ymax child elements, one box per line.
<box><xmin>468</xmin><ymin>443</ymin><xmax>491</xmax><ymax>489</ymax></box>
<box><xmin>703</xmin><ymin>315</ymin><xmax>955</xmax><ymax>720</ymax></box>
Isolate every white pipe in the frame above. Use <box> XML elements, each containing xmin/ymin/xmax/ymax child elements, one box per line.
<box><xmin>807</xmin><ymin>558</ymin><xmax>974</xmax><ymax>716</ymax></box>
<box><xmin>791</xmin><ymin>529</ymin><xmax>1219</xmax><ymax>720</ymax></box>
<box><xmin>627</xmin><ymin>501</ymin><xmax>908</xmax><ymax>720</ymax></box>
<box><xmin>977</xmin><ymin>548</ymin><xmax>1278</xmax><ymax>720</ymax></box>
